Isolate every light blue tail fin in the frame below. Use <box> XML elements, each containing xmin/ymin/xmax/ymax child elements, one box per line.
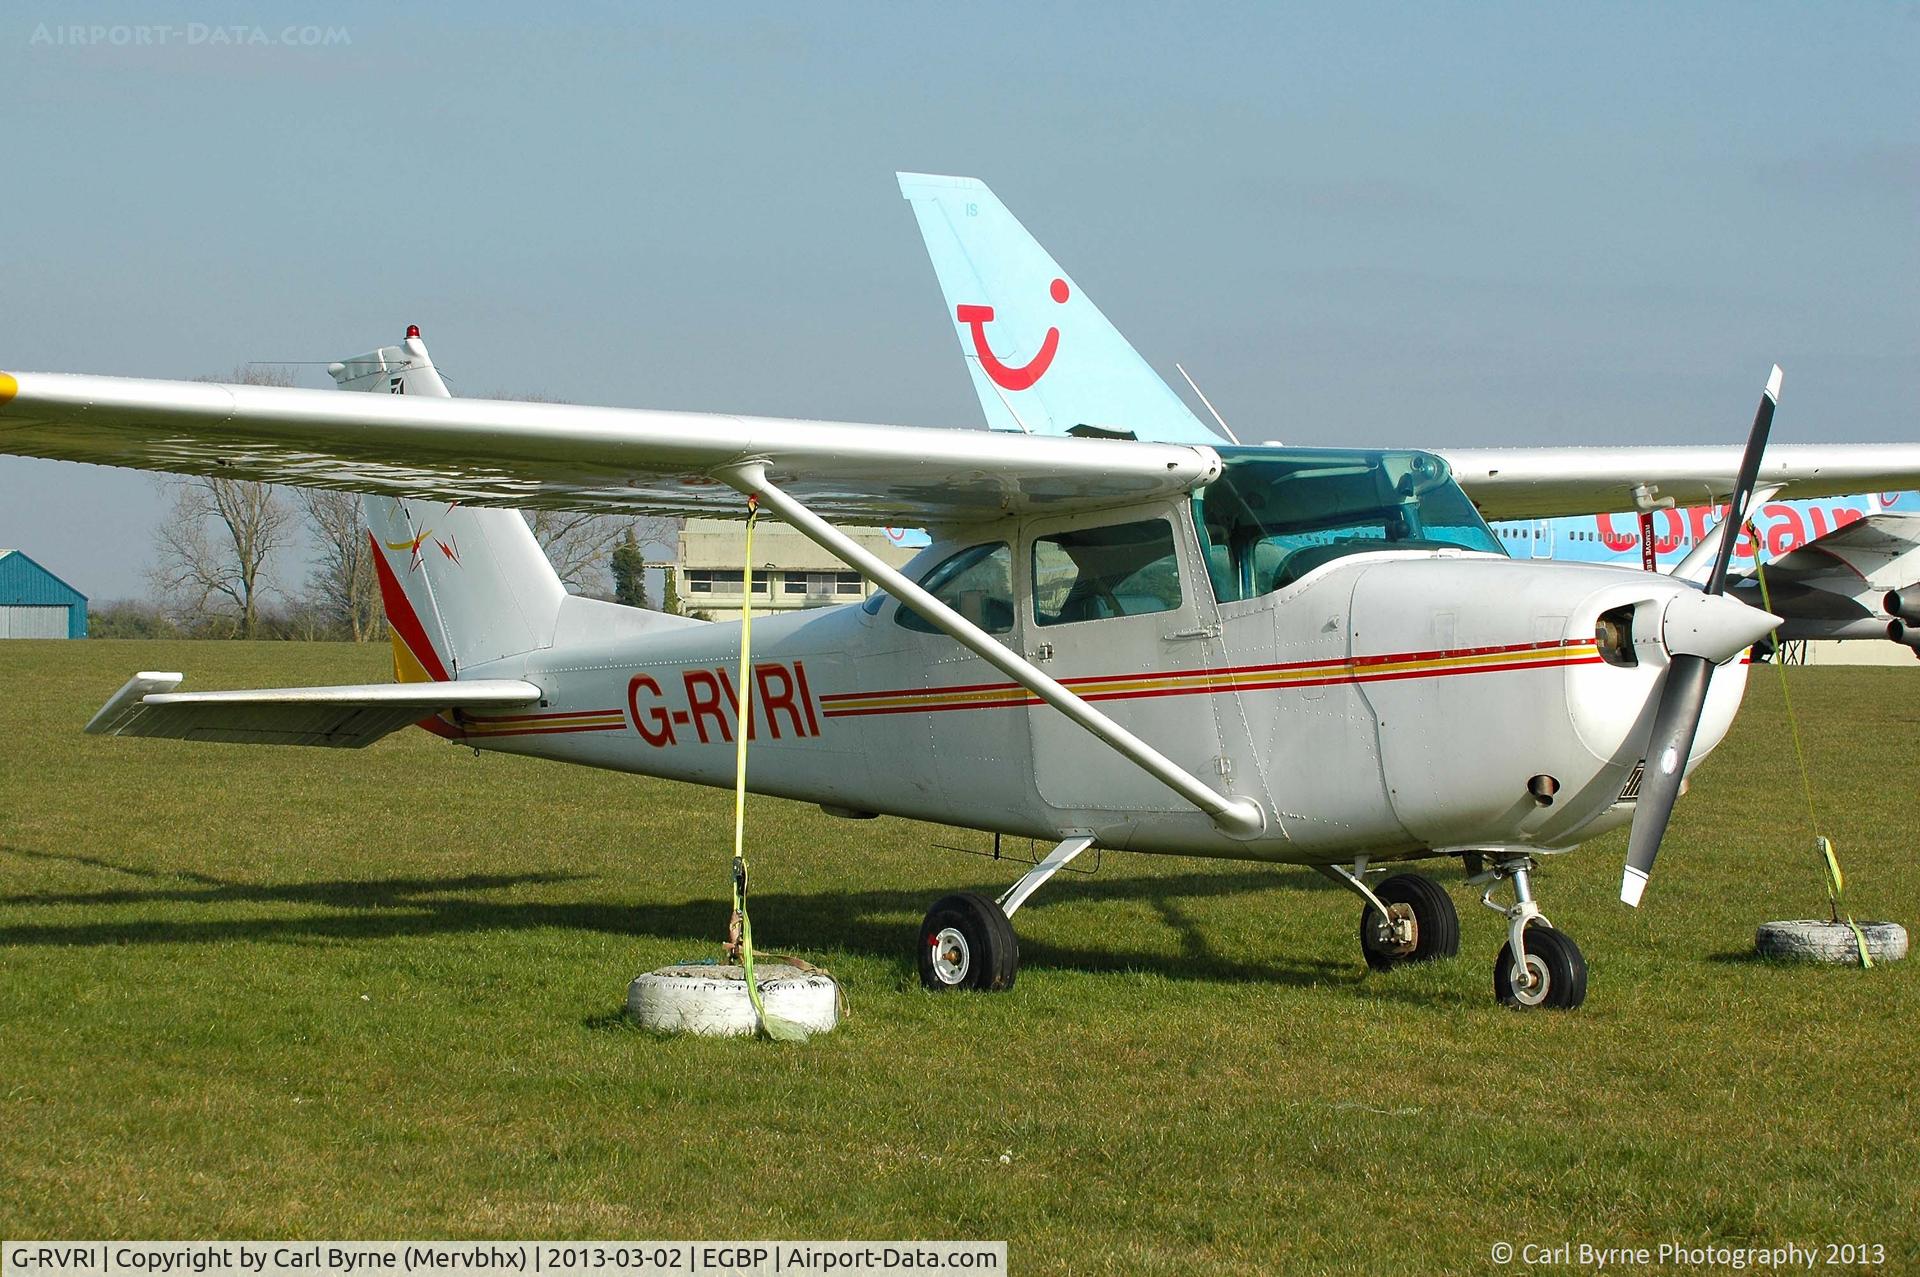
<box><xmin>897</xmin><ymin>172</ymin><xmax>1221</xmax><ymax>445</ymax></box>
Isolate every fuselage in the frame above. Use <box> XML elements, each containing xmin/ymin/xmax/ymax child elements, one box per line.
<box><xmin>432</xmin><ymin>447</ymin><xmax>1752</xmax><ymax>869</ymax></box>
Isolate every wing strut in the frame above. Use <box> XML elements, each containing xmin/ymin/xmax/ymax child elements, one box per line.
<box><xmin>719</xmin><ymin>464</ymin><xmax>1268</xmax><ymax>840</ymax></box>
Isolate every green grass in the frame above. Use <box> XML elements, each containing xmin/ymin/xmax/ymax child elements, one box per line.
<box><xmin>2</xmin><ymin>640</ymin><xmax>1917</xmax><ymax>1272</ymax></box>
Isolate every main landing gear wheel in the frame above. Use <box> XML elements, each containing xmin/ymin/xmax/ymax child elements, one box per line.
<box><xmin>1494</xmin><ymin>925</ymin><xmax>1587</xmax><ymax>1010</ymax></box>
<box><xmin>918</xmin><ymin>891</ymin><xmax>1019</xmax><ymax>992</ymax></box>
<box><xmin>1359</xmin><ymin>873</ymin><xmax>1461</xmax><ymax>971</ymax></box>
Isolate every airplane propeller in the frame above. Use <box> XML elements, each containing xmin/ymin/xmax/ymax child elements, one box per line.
<box><xmin>1620</xmin><ymin>366</ymin><xmax>1786</xmax><ymax>907</ymax></box>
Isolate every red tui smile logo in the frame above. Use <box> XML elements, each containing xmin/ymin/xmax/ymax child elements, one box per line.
<box><xmin>957</xmin><ymin>277</ymin><xmax>1069</xmax><ymax>391</ymax></box>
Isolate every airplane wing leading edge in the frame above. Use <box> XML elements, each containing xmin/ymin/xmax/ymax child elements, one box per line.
<box><xmin>0</xmin><ymin>368</ymin><xmax>1217</xmax><ymax>527</ymax></box>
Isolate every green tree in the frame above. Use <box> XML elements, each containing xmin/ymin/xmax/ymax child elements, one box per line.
<box><xmin>661</xmin><ymin>567</ymin><xmax>683</xmax><ymax>617</ymax></box>
<box><xmin>611</xmin><ymin>527</ymin><xmax>649</xmax><ymax>609</ymax></box>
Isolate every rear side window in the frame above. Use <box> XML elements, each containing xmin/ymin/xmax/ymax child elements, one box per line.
<box><xmin>893</xmin><ymin>543</ymin><xmax>1015</xmax><ymax>634</ymax></box>
<box><xmin>1032</xmin><ymin>519</ymin><xmax>1182</xmax><ymax>626</ymax></box>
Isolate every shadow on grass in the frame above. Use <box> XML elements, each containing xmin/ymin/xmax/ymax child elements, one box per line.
<box><xmin>0</xmin><ymin>844</ymin><xmax>1357</xmax><ymax>989</ymax></box>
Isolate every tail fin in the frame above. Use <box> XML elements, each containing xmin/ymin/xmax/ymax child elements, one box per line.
<box><xmin>328</xmin><ymin>331</ymin><xmax>566</xmax><ymax>679</ymax></box>
<box><xmin>896</xmin><ymin>172</ymin><xmax>1221</xmax><ymax>446</ymax></box>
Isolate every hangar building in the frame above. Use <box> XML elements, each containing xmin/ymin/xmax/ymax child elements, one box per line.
<box><xmin>677</xmin><ymin>518</ymin><xmax>919</xmax><ymax>621</ymax></box>
<box><xmin>0</xmin><ymin>550</ymin><xmax>89</xmax><ymax>638</ymax></box>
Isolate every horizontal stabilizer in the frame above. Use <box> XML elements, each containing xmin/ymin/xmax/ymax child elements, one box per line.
<box><xmin>85</xmin><ymin>674</ymin><xmax>543</xmax><ymax>748</ymax></box>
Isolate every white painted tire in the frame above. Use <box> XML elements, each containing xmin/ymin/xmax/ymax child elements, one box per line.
<box><xmin>627</xmin><ymin>962</ymin><xmax>841</xmax><ymax>1036</ymax></box>
<box><xmin>1754</xmin><ymin>920</ymin><xmax>1908</xmax><ymax>964</ymax></box>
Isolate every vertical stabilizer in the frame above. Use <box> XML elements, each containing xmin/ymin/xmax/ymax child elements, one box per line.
<box><xmin>328</xmin><ymin>331</ymin><xmax>566</xmax><ymax>678</ymax></box>
<box><xmin>897</xmin><ymin>172</ymin><xmax>1220</xmax><ymax>445</ymax></box>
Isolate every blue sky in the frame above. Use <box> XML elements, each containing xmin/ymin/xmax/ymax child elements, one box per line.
<box><xmin>1</xmin><ymin>1</ymin><xmax>1914</xmax><ymax>600</ymax></box>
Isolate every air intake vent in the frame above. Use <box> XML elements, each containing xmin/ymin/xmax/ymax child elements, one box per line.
<box><xmin>1619</xmin><ymin>760</ymin><xmax>1646</xmax><ymax>802</ymax></box>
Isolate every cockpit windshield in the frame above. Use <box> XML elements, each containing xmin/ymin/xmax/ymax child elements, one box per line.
<box><xmin>1190</xmin><ymin>447</ymin><xmax>1503</xmax><ymax>603</ymax></box>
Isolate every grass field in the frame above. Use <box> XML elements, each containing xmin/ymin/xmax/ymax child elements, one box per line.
<box><xmin>2</xmin><ymin>640</ymin><xmax>1916</xmax><ymax>1273</ymax></box>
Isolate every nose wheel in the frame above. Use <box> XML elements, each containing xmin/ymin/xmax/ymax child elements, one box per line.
<box><xmin>1474</xmin><ymin>854</ymin><xmax>1588</xmax><ymax>1010</ymax></box>
<box><xmin>1494</xmin><ymin>926</ymin><xmax>1587</xmax><ymax>1008</ymax></box>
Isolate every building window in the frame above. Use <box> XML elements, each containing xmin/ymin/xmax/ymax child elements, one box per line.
<box><xmin>776</xmin><ymin>571</ymin><xmax>863</xmax><ymax>598</ymax></box>
<box><xmin>685</xmin><ymin>570</ymin><xmax>768</xmax><ymax>595</ymax></box>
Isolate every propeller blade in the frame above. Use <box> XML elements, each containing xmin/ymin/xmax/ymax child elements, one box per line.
<box><xmin>1704</xmin><ymin>365</ymin><xmax>1781</xmax><ymax>595</ymax></box>
<box><xmin>1621</xmin><ymin>652</ymin><xmax>1713</xmax><ymax>906</ymax></box>
<box><xmin>1622</xmin><ymin>365</ymin><xmax>1783</xmax><ymax>908</ymax></box>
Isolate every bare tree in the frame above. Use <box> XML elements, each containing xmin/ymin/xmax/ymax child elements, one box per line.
<box><xmin>150</xmin><ymin>475</ymin><xmax>293</xmax><ymax>637</ymax></box>
<box><xmin>298</xmin><ymin>488</ymin><xmax>381</xmax><ymax>641</ymax></box>
<box><xmin>148</xmin><ymin>366</ymin><xmax>297</xmax><ymax>638</ymax></box>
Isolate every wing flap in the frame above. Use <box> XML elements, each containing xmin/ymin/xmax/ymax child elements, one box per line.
<box><xmin>86</xmin><ymin>676</ymin><xmax>543</xmax><ymax>748</ymax></box>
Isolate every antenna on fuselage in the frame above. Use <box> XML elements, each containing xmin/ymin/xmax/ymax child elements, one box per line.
<box><xmin>1176</xmin><ymin>362</ymin><xmax>1244</xmax><ymax>445</ymax></box>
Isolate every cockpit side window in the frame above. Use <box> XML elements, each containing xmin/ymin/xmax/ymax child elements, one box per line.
<box><xmin>892</xmin><ymin>542</ymin><xmax>1015</xmax><ymax>634</ymax></box>
<box><xmin>1032</xmin><ymin>519</ymin><xmax>1182</xmax><ymax>626</ymax></box>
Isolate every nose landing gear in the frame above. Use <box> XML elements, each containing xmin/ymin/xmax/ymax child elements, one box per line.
<box><xmin>1474</xmin><ymin>854</ymin><xmax>1588</xmax><ymax>1010</ymax></box>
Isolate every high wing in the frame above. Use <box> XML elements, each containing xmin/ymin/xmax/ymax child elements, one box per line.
<box><xmin>0</xmin><ymin>368</ymin><xmax>1215</xmax><ymax>525</ymax></box>
<box><xmin>6</xmin><ymin>366</ymin><xmax>1920</xmax><ymax>527</ymax></box>
<box><xmin>85</xmin><ymin>673</ymin><xmax>544</xmax><ymax>747</ymax></box>
<box><xmin>1441</xmin><ymin>445</ymin><xmax>1920</xmax><ymax>522</ymax></box>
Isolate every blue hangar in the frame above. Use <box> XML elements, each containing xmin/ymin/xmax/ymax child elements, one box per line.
<box><xmin>0</xmin><ymin>550</ymin><xmax>88</xmax><ymax>638</ymax></box>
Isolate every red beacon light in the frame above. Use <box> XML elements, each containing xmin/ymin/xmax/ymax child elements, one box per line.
<box><xmin>405</xmin><ymin>324</ymin><xmax>421</xmax><ymax>339</ymax></box>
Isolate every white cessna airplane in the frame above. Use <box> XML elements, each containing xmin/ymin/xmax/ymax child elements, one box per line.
<box><xmin>3</xmin><ymin>309</ymin><xmax>1918</xmax><ymax>1009</ymax></box>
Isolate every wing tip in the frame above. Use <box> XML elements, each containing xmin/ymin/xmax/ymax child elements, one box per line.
<box><xmin>0</xmin><ymin>371</ymin><xmax>17</xmax><ymax>407</ymax></box>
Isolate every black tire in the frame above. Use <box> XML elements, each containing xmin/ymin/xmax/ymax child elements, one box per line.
<box><xmin>1494</xmin><ymin>925</ymin><xmax>1587</xmax><ymax>1010</ymax></box>
<box><xmin>1359</xmin><ymin>873</ymin><xmax>1461</xmax><ymax>971</ymax></box>
<box><xmin>918</xmin><ymin>891</ymin><xmax>1019</xmax><ymax>992</ymax></box>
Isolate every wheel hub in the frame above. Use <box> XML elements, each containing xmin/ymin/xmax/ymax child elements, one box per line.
<box><xmin>1509</xmin><ymin>954</ymin><xmax>1550</xmax><ymax>1005</ymax></box>
<box><xmin>930</xmin><ymin>926</ymin><xmax>971</xmax><ymax>985</ymax></box>
<box><xmin>1368</xmin><ymin>902</ymin><xmax>1419</xmax><ymax>955</ymax></box>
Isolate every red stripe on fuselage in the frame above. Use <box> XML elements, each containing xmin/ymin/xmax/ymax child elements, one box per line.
<box><xmin>819</xmin><ymin>645</ymin><xmax>1605</xmax><ymax>719</ymax></box>
<box><xmin>819</xmin><ymin>638</ymin><xmax>1593</xmax><ymax>710</ymax></box>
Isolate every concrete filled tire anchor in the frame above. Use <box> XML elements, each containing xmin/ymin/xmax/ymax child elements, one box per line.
<box><xmin>1755</xmin><ymin>837</ymin><xmax>1908</xmax><ymax>967</ymax></box>
<box><xmin>1754</xmin><ymin>920</ymin><xmax>1908</xmax><ymax>965</ymax></box>
<box><xmin>627</xmin><ymin>959</ymin><xmax>842</xmax><ymax>1037</ymax></box>
<box><xmin>626</xmin><ymin>496</ymin><xmax>842</xmax><ymax>1039</ymax></box>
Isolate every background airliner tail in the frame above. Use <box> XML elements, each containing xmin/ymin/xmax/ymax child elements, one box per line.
<box><xmin>329</xmin><ymin>334</ymin><xmax>567</xmax><ymax>679</ymax></box>
<box><xmin>897</xmin><ymin>172</ymin><xmax>1222</xmax><ymax>445</ymax></box>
